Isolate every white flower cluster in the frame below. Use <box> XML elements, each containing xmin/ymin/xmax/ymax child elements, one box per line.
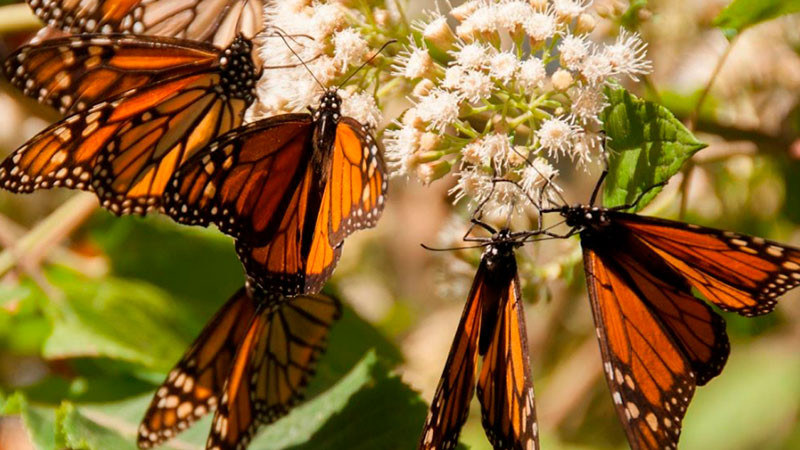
<box><xmin>386</xmin><ymin>0</ymin><xmax>651</xmax><ymax>217</ymax></box>
<box><xmin>250</xmin><ymin>0</ymin><xmax>393</xmax><ymax>128</ymax></box>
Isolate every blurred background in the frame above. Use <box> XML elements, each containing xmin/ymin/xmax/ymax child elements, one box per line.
<box><xmin>1</xmin><ymin>0</ymin><xmax>800</xmax><ymax>449</ymax></box>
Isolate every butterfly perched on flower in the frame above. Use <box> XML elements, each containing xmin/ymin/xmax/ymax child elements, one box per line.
<box><xmin>162</xmin><ymin>79</ymin><xmax>388</xmax><ymax>295</ymax></box>
<box><xmin>138</xmin><ymin>282</ymin><xmax>341</xmax><ymax>449</ymax></box>
<box><xmin>419</xmin><ymin>224</ymin><xmax>539</xmax><ymax>450</ymax></box>
<box><xmin>0</xmin><ymin>33</ymin><xmax>259</xmax><ymax>215</ymax></box>
<box><xmin>537</xmin><ymin>172</ymin><xmax>800</xmax><ymax>450</ymax></box>
<box><xmin>26</xmin><ymin>0</ymin><xmax>264</xmax><ymax>47</ymax></box>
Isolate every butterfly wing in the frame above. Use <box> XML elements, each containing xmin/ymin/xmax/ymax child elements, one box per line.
<box><xmin>476</xmin><ymin>271</ymin><xmax>539</xmax><ymax>450</ymax></box>
<box><xmin>27</xmin><ymin>0</ymin><xmax>263</xmax><ymax>47</ymax></box>
<box><xmin>419</xmin><ymin>258</ymin><xmax>489</xmax><ymax>450</ymax></box>
<box><xmin>205</xmin><ymin>294</ymin><xmax>341</xmax><ymax>449</ymax></box>
<box><xmin>138</xmin><ymin>287</ymin><xmax>256</xmax><ymax>448</ymax></box>
<box><xmin>4</xmin><ymin>34</ymin><xmax>220</xmax><ymax>114</ymax></box>
<box><xmin>0</xmin><ymin>37</ymin><xmax>256</xmax><ymax>214</ymax></box>
<box><xmin>163</xmin><ymin>115</ymin><xmax>335</xmax><ymax>295</ymax></box>
<box><xmin>613</xmin><ymin>212</ymin><xmax>800</xmax><ymax>317</ymax></box>
<box><xmin>324</xmin><ymin>118</ymin><xmax>388</xmax><ymax>245</ymax></box>
<box><xmin>582</xmin><ymin>233</ymin><xmax>729</xmax><ymax>450</ymax></box>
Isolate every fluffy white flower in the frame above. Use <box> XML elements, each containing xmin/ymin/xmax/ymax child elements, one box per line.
<box><xmin>536</xmin><ymin>116</ymin><xmax>579</xmax><ymax>157</ymax></box>
<box><xmin>333</xmin><ymin>28</ymin><xmax>368</xmax><ymax>69</ymax></box>
<box><xmin>341</xmin><ymin>90</ymin><xmax>382</xmax><ymax>129</ymax></box>
<box><xmin>523</xmin><ymin>10</ymin><xmax>558</xmax><ymax>42</ymax></box>
<box><xmin>449</xmin><ymin>167</ymin><xmax>493</xmax><ymax>205</ymax></box>
<box><xmin>455</xmin><ymin>71</ymin><xmax>494</xmax><ymax>102</ymax></box>
<box><xmin>416</xmin><ymin>89</ymin><xmax>461</xmax><ymax>131</ymax></box>
<box><xmin>569</xmin><ymin>85</ymin><xmax>608</xmax><ymax>124</ymax></box>
<box><xmin>442</xmin><ymin>66</ymin><xmax>466</xmax><ymax>90</ymax></box>
<box><xmin>603</xmin><ymin>30</ymin><xmax>653</xmax><ymax>80</ymax></box>
<box><xmin>384</xmin><ymin>122</ymin><xmax>422</xmax><ymax>176</ymax></box>
<box><xmin>460</xmin><ymin>3</ymin><xmax>499</xmax><ymax>35</ymax></box>
<box><xmin>552</xmin><ymin>0</ymin><xmax>590</xmax><ymax>20</ymax></box>
<box><xmin>422</xmin><ymin>15</ymin><xmax>455</xmax><ymax>49</ymax></box>
<box><xmin>453</xmin><ymin>43</ymin><xmax>491</xmax><ymax>70</ymax></box>
<box><xmin>310</xmin><ymin>3</ymin><xmax>347</xmax><ymax>38</ymax></box>
<box><xmin>571</xmin><ymin>131</ymin><xmax>603</xmax><ymax>166</ymax></box>
<box><xmin>559</xmin><ymin>34</ymin><xmax>589</xmax><ymax>70</ymax></box>
<box><xmin>490</xmin><ymin>52</ymin><xmax>518</xmax><ymax>82</ymax></box>
<box><xmin>517</xmin><ymin>57</ymin><xmax>547</xmax><ymax>90</ymax></box>
<box><xmin>451</xmin><ymin>0</ymin><xmax>481</xmax><ymax>21</ymax></box>
<box><xmin>496</xmin><ymin>0</ymin><xmax>533</xmax><ymax>31</ymax></box>
<box><xmin>393</xmin><ymin>41</ymin><xmax>433</xmax><ymax>79</ymax></box>
<box><xmin>580</xmin><ymin>52</ymin><xmax>614</xmax><ymax>85</ymax></box>
<box><xmin>520</xmin><ymin>157</ymin><xmax>559</xmax><ymax>197</ymax></box>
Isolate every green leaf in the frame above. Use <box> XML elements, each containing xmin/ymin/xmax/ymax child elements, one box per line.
<box><xmin>601</xmin><ymin>87</ymin><xmax>706</xmax><ymax>211</ymax></box>
<box><xmin>2</xmin><ymin>392</ymin><xmax>57</xmax><ymax>450</ymax></box>
<box><xmin>90</xmin><ymin>215</ymin><xmax>244</xmax><ymax>321</ymax></box>
<box><xmin>714</xmin><ymin>0</ymin><xmax>800</xmax><ymax>38</ymax></box>
<box><xmin>252</xmin><ymin>351</ymin><xmax>428</xmax><ymax>449</ymax></box>
<box><xmin>41</xmin><ymin>268</ymin><xmax>193</xmax><ymax>371</ymax></box>
<box><xmin>56</xmin><ymin>402</ymin><xmax>137</xmax><ymax>450</ymax></box>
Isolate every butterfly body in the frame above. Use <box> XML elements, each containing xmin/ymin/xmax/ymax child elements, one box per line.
<box><xmin>164</xmin><ymin>89</ymin><xmax>387</xmax><ymax>296</ymax></box>
<box><xmin>419</xmin><ymin>230</ymin><xmax>538</xmax><ymax>450</ymax></box>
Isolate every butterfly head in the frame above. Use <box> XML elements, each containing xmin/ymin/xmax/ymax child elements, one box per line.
<box><xmin>218</xmin><ymin>35</ymin><xmax>258</xmax><ymax>103</ymax></box>
<box><xmin>313</xmin><ymin>90</ymin><xmax>343</xmax><ymax>120</ymax></box>
<box><xmin>562</xmin><ymin>204</ymin><xmax>611</xmax><ymax>230</ymax></box>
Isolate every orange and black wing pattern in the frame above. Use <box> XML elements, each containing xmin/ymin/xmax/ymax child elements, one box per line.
<box><xmin>3</xmin><ymin>34</ymin><xmax>221</xmax><ymax>114</ymax></box>
<box><xmin>418</xmin><ymin>257</ymin><xmax>485</xmax><ymax>450</ymax></box>
<box><xmin>581</xmin><ymin>231</ymin><xmax>730</xmax><ymax>450</ymax></box>
<box><xmin>27</xmin><ymin>0</ymin><xmax>264</xmax><ymax>47</ymax></box>
<box><xmin>324</xmin><ymin>118</ymin><xmax>388</xmax><ymax>245</ymax></box>
<box><xmin>420</xmin><ymin>243</ymin><xmax>538</xmax><ymax>450</ymax></box>
<box><xmin>162</xmin><ymin>115</ymin><xmax>333</xmax><ymax>295</ymax></box>
<box><xmin>476</xmin><ymin>271</ymin><xmax>538</xmax><ymax>450</ymax></box>
<box><xmin>0</xmin><ymin>34</ymin><xmax>257</xmax><ymax>215</ymax></box>
<box><xmin>614</xmin><ymin>212</ymin><xmax>800</xmax><ymax>317</ymax></box>
<box><xmin>138</xmin><ymin>287</ymin><xmax>256</xmax><ymax>448</ymax></box>
<box><xmin>205</xmin><ymin>294</ymin><xmax>341</xmax><ymax>450</ymax></box>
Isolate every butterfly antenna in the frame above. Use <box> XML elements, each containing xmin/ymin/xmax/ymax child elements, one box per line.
<box><xmin>273</xmin><ymin>30</ymin><xmax>325</xmax><ymax>90</ymax></box>
<box><xmin>337</xmin><ymin>39</ymin><xmax>397</xmax><ymax>89</ymax></box>
<box><xmin>589</xmin><ymin>131</ymin><xmax>610</xmax><ymax>206</ymax></box>
<box><xmin>420</xmin><ymin>243</ymin><xmax>489</xmax><ymax>252</ymax></box>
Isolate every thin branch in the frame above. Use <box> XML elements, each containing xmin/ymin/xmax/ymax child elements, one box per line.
<box><xmin>0</xmin><ymin>193</ymin><xmax>99</xmax><ymax>285</ymax></box>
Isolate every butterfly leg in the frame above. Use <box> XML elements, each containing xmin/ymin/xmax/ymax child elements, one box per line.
<box><xmin>609</xmin><ymin>180</ymin><xmax>668</xmax><ymax>211</ymax></box>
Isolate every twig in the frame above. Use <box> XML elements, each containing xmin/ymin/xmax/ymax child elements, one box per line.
<box><xmin>0</xmin><ymin>193</ymin><xmax>99</xmax><ymax>288</ymax></box>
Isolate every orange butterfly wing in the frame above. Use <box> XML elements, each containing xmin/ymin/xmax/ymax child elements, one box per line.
<box><xmin>419</xmin><ymin>262</ymin><xmax>484</xmax><ymax>450</ymax></box>
<box><xmin>325</xmin><ymin>118</ymin><xmax>388</xmax><ymax>244</ymax></box>
<box><xmin>0</xmin><ymin>36</ymin><xmax>256</xmax><ymax>214</ymax></box>
<box><xmin>27</xmin><ymin>0</ymin><xmax>264</xmax><ymax>47</ymax></box>
<box><xmin>614</xmin><ymin>213</ymin><xmax>800</xmax><ymax>316</ymax></box>
<box><xmin>165</xmin><ymin>116</ymin><xmax>387</xmax><ymax>295</ymax></box>
<box><xmin>4</xmin><ymin>34</ymin><xmax>219</xmax><ymax>114</ymax></box>
<box><xmin>582</xmin><ymin>233</ymin><xmax>730</xmax><ymax>450</ymax></box>
<box><xmin>206</xmin><ymin>294</ymin><xmax>341</xmax><ymax>449</ymax></box>
<box><xmin>138</xmin><ymin>287</ymin><xmax>256</xmax><ymax>448</ymax></box>
<box><xmin>476</xmin><ymin>272</ymin><xmax>539</xmax><ymax>450</ymax></box>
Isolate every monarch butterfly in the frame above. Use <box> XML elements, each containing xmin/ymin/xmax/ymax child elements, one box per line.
<box><xmin>538</xmin><ymin>172</ymin><xmax>800</xmax><ymax>449</ymax></box>
<box><xmin>26</xmin><ymin>0</ymin><xmax>263</xmax><ymax>47</ymax></box>
<box><xmin>138</xmin><ymin>282</ymin><xmax>341</xmax><ymax>449</ymax></box>
<box><xmin>419</xmin><ymin>225</ymin><xmax>538</xmax><ymax>450</ymax></box>
<box><xmin>0</xmin><ymin>33</ymin><xmax>259</xmax><ymax>215</ymax></box>
<box><xmin>162</xmin><ymin>87</ymin><xmax>388</xmax><ymax>296</ymax></box>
